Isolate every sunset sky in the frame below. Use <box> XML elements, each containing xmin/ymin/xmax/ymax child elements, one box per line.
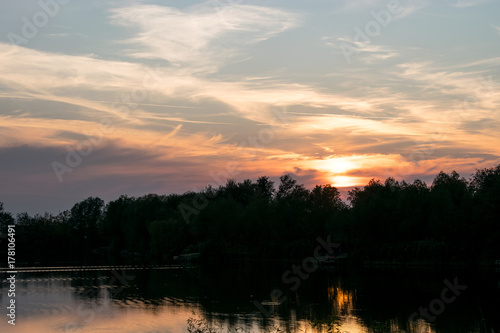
<box><xmin>1</xmin><ymin>0</ymin><xmax>499</xmax><ymax>214</ymax></box>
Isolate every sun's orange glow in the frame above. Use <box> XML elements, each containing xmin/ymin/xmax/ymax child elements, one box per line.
<box><xmin>330</xmin><ymin>176</ymin><xmax>367</xmax><ymax>188</ymax></box>
<box><xmin>317</xmin><ymin>157</ymin><xmax>357</xmax><ymax>174</ymax></box>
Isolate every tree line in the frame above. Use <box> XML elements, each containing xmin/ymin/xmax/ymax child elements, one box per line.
<box><xmin>1</xmin><ymin>165</ymin><xmax>499</xmax><ymax>265</ymax></box>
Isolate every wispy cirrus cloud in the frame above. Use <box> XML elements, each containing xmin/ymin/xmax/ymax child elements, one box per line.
<box><xmin>325</xmin><ymin>36</ymin><xmax>399</xmax><ymax>63</ymax></box>
<box><xmin>110</xmin><ymin>3</ymin><xmax>300</xmax><ymax>71</ymax></box>
<box><xmin>339</xmin><ymin>0</ymin><xmax>427</xmax><ymax>17</ymax></box>
<box><xmin>0</xmin><ymin>41</ymin><xmax>384</xmax><ymax>128</ymax></box>
<box><xmin>395</xmin><ymin>0</ymin><xmax>428</xmax><ymax>19</ymax></box>
<box><xmin>395</xmin><ymin>61</ymin><xmax>500</xmax><ymax>112</ymax></box>
<box><xmin>491</xmin><ymin>24</ymin><xmax>500</xmax><ymax>35</ymax></box>
<box><xmin>454</xmin><ymin>0</ymin><xmax>490</xmax><ymax>8</ymax></box>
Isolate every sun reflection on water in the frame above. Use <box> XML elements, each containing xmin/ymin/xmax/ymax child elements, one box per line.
<box><xmin>0</xmin><ymin>266</ymin><xmax>485</xmax><ymax>333</ymax></box>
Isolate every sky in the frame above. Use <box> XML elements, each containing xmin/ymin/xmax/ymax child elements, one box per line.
<box><xmin>0</xmin><ymin>0</ymin><xmax>499</xmax><ymax>215</ymax></box>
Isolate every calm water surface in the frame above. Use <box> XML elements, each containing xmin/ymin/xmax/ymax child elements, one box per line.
<box><xmin>1</xmin><ymin>264</ymin><xmax>499</xmax><ymax>333</ymax></box>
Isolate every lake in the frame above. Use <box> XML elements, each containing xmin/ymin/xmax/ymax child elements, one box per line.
<box><xmin>1</xmin><ymin>264</ymin><xmax>499</xmax><ymax>332</ymax></box>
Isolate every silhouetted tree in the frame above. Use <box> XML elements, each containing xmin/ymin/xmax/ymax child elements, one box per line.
<box><xmin>256</xmin><ymin>176</ymin><xmax>275</xmax><ymax>200</ymax></box>
<box><xmin>101</xmin><ymin>195</ymin><xmax>135</xmax><ymax>253</ymax></box>
<box><xmin>0</xmin><ymin>202</ymin><xmax>14</xmax><ymax>231</ymax></box>
<box><xmin>470</xmin><ymin>166</ymin><xmax>500</xmax><ymax>257</ymax></box>
<box><xmin>429</xmin><ymin>171</ymin><xmax>471</xmax><ymax>248</ymax></box>
<box><xmin>70</xmin><ymin>197</ymin><xmax>105</xmax><ymax>248</ymax></box>
<box><xmin>310</xmin><ymin>184</ymin><xmax>345</xmax><ymax>213</ymax></box>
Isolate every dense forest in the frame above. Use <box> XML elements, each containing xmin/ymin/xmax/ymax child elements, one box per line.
<box><xmin>1</xmin><ymin>165</ymin><xmax>499</xmax><ymax>265</ymax></box>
